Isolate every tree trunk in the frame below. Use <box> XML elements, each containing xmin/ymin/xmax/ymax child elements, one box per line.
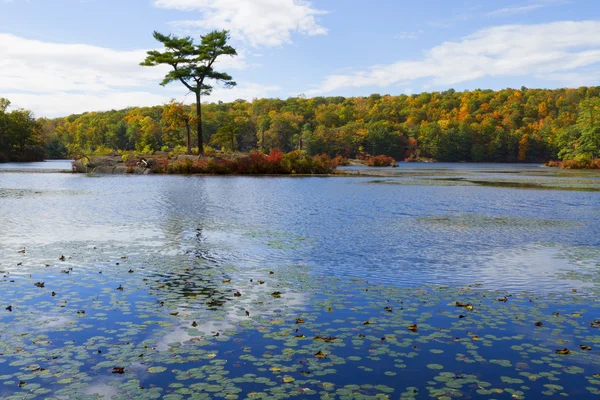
<box><xmin>195</xmin><ymin>91</ymin><xmax>203</xmax><ymax>154</ymax></box>
<box><xmin>185</xmin><ymin>122</ymin><xmax>192</xmax><ymax>155</ymax></box>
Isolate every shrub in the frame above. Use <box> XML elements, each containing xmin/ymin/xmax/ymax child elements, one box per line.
<box><xmin>205</xmin><ymin>158</ymin><xmax>237</xmax><ymax>174</ymax></box>
<box><xmin>169</xmin><ymin>145</ymin><xmax>189</xmax><ymax>156</ymax></box>
<box><xmin>559</xmin><ymin>158</ymin><xmax>600</xmax><ymax>169</ymax></box>
<box><xmin>280</xmin><ymin>150</ymin><xmax>335</xmax><ymax>174</ymax></box>
<box><xmin>153</xmin><ymin>150</ymin><xmax>340</xmax><ymax>175</ymax></box>
<box><xmin>166</xmin><ymin>158</ymin><xmax>193</xmax><ymax>174</ymax></box>
<box><xmin>331</xmin><ymin>155</ymin><xmax>349</xmax><ymax>167</ymax></box>
<box><xmin>544</xmin><ymin>160</ymin><xmax>562</xmax><ymax>168</ymax></box>
<box><xmin>365</xmin><ymin>155</ymin><xmax>396</xmax><ymax>167</ymax></box>
<box><xmin>204</xmin><ymin>146</ymin><xmax>217</xmax><ymax>155</ymax></box>
<box><xmin>90</xmin><ymin>146</ymin><xmax>113</xmax><ymax>157</ymax></box>
<box><xmin>150</xmin><ymin>159</ymin><xmax>168</xmax><ymax>173</ymax></box>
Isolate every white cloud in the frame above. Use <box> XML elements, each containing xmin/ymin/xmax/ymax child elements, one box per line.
<box><xmin>307</xmin><ymin>21</ymin><xmax>600</xmax><ymax>95</ymax></box>
<box><xmin>0</xmin><ymin>33</ymin><xmax>272</xmax><ymax>117</ymax></box>
<box><xmin>5</xmin><ymin>84</ymin><xmax>280</xmax><ymax>117</ymax></box>
<box><xmin>487</xmin><ymin>0</ymin><xmax>570</xmax><ymax>17</ymax></box>
<box><xmin>154</xmin><ymin>0</ymin><xmax>327</xmax><ymax>47</ymax></box>
<box><xmin>0</xmin><ymin>33</ymin><xmax>167</xmax><ymax>94</ymax></box>
<box><xmin>487</xmin><ymin>4</ymin><xmax>544</xmax><ymax>16</ymax></box>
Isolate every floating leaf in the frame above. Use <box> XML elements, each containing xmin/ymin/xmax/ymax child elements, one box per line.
<box><xmin>426</xmin><ymin>364</ymin><xmax>444</xmax><ymax>370</ymax></box>
<box><xmin>455</xmin><ymin>302</ymin><xmax>473</xmax><ymax>310</ymax></box>
<box><xmin>147</xmin><ymin>366</ymin><xmax>167</xmax><ymax>374</ymax></box>
<box><xmin>315</xmin><ymin>336</ymin><xmax>337</xmax><ymax>342</ymax></box>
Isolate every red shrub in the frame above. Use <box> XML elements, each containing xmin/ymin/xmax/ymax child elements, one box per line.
<box><xmin>365</xmin><ymin>155</ymin><xmax>396</xmax><ymax>167</ymax></box>
<box><xmin>266</xmin><ymin>149</ymin><xmax>284</xmax><ymax>164</ymax></box>
<box><xmin>331</xmin><ymin>155</ymin><xmax>349</xmax><ymax>167</ymax></box>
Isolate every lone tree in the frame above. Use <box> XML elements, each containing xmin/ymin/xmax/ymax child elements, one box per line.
<box><xmin>141</xmin><ymin>30</ymin><xmax>237</xmax><ymax>154</ymax></box>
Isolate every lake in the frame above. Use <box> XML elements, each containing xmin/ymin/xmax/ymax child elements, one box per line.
<box><xmin>0</xmin><ymin>163</ymin><xmax>599</xmax><ymax>399</ymax></box>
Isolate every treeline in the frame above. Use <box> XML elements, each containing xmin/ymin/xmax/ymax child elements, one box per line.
<box><xmin>0</xmin><ymin>98</ymin><xmax>46</xmax><ymax>162</ymax></box>
<box><xmin>14</xmin><ymin>86</ymin><xmax>600</xmax><ymax>163</ymax></box>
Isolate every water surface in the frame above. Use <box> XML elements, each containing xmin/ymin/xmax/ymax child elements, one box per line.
<box><xmin>0</xmin><ymin>164</ymin><xmax>599</xmax><ymax>399</ymax></box>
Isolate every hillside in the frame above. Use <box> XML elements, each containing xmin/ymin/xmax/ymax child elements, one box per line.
<box><xmin>5</xmin><ymin>87</ymin><xmax>600</xmax><ymax>164</ymax></box>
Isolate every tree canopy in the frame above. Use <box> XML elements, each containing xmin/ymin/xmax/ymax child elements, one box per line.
<box><xmin>141</xmin><ymin>30</ymin><xmax>237</xmax><ymax>154</ymax></box>
<box><xmin>0</xmin><ymin>98</ymin><xmax>44</xmax><ymax>162</ymax></box>
<box><xmin>6</xmin><ymin>86</ymin><xmax>600</xmax><ymax>166</ymax></box>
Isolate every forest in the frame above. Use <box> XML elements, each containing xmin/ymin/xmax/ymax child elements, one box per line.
<box><xmin>2</xmin><ymin>86</ymin><xmax>600</xmax><ymax>166</ymax></box>
<box><xmin>0</xmin><ymin>98</ymin><xmax>45</xmax><ymax>162</ymax></box>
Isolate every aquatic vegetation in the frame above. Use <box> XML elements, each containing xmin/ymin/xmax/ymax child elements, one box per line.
<box><xmin>418</xmin><ymin>214</ymin><xmax>582</xmax><ymax>233</ymax></box>
<box><xmin>1</xmin><ymin>240</ymin><xmax>599</xmax><ymax>398</ymax></box>
<box><xmin>1</xmin><ymin>167</ymin><xmax>599</xmax><ymax>398</ymax></box>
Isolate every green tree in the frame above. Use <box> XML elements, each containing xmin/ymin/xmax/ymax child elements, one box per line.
<box><xmin>575</xmin><ymin>98</ymin><xmax>600</xmax><ymax>159</ymax></box>
<box><xmin>141</xmin><ymin>30</ymin><xmax>237</xmax><ymax>154</ymax></box>
<box><xmin>0</xmin><ymin>98</ymin><xmax>10</xmax><ymax>155</ymax></box>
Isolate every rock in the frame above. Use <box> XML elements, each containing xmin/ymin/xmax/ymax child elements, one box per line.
<box><xmin>72</xmin><ymin>158</ymin><xmax>89</xmax><ymax>173</ymax></box>
<box><xmin>92</xmin><ymin>166</ymin><xmax>115</xmax><ymax>174</ymax></box>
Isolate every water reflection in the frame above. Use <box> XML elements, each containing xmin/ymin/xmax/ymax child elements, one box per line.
<box><xmin>0</xmin><ymin>162</ymin><xmax>599</xmax><ymax>399</ymax></box>
<box><xmin>0</xmin><ymin>169</ymin><xmax>599</xmax><ymax>292</ymax></box>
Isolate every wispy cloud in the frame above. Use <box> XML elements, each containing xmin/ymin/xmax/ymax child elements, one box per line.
<box><xmin>307</xmin><ymin>21</ymin><xmax>600</xmax><ymax>95</ymax></box>
<box><xmin>487</xmin><ymin>0</ymin><xmax>571</xmax><ymax>17</ymax></box>
<box><xmin>487</xmin><ymin>4</ymin><xmax>544</xmax><ymax>16</ymax></box>
<box><xmin>394</xmin><ymin>30</ymin><xmax>423</xmax><ymax>40</ymax></box>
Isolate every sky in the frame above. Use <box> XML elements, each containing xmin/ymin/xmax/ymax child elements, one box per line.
<box><xmin>1</xmin><ymin>0</ymin><xmax>600</xmax><ymax>117</ymax></box>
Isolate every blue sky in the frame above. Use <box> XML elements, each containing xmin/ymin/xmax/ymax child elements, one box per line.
<box><xmin>1</xmin><ymin>0</ymin><xmax>599</xmax><ymax>117</ymax></box>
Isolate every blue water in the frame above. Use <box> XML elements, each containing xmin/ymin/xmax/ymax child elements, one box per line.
<box><xmin>0</xmin><ymin>164</ymin><xmax>599</xmax><ymax>398</ymax></box>
<box><xmin>0</xmin><ymin>159</ymin><xmax>73</xmax><ymax>170</ymax></box>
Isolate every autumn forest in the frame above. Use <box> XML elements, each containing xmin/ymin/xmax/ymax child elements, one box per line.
<box><xmin>2</xmin><ymin>86</ymin><xmax>600</xmax><ymax>166</ymax></box>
